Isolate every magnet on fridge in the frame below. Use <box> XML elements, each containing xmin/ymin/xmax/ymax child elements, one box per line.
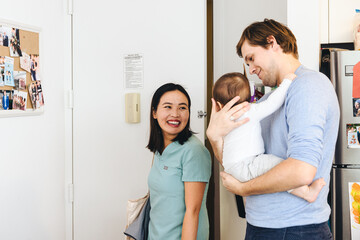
<box><xmin>353</xmin><ymin>62</ymin><xmax>360</xmax><ymax>99</ymax></box>
<box><xmin>125</xmin><ymin>93</ymin><xmax>140</xmax><ymax>123</ymax></box>
<box><xmin>353</xmin><ymin>98</ymin><xmax>360</xmax><ymax>117</ymax></box>
<box><xmin>347</xmin><ymin>124</ymin><xmax>360</xmax><ymax>148</ymax></box>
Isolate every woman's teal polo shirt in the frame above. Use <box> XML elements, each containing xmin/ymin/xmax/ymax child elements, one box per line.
<box><xmin>148</xmin><ymin>135</ymin><xmax>211</xmax><ymax>240</ymax></box>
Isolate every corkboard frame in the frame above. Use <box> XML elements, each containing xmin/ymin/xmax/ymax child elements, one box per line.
<box><xmin>0</xmin><ymin>18</ymin><xmax>43</xmax><ymax>118</ymax></box>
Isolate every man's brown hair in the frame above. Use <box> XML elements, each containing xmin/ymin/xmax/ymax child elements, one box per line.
<box><xmin>212</xmin><ymin>72</ymin><xmax>250</xmax><ymax>107</ymax></box>
<box><xmin>236</xmin><ymin>19</ymin><xmax>298</xmax><ymax>59</ymax></box>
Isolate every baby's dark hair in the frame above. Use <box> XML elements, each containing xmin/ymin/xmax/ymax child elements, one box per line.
<box><xmin>213</xmin><ymin>72</ymin><xmax>251</xmax><ymax>106</ymax></box>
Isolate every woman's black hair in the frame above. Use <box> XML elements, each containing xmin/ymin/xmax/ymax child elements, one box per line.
<box><xmin>146</xmin><ymin>83</ymin><xmax>193</xmax><ymax>154</ymax></box>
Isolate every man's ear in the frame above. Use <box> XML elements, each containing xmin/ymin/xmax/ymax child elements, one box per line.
<box><xmin>267</xmin><ymin>35</ymin><xmax>279</xmax><ymax>50</ymax></box>
<box><xmin>267</xmin><ymin>35</ymin><xmax>275</xmax><ymax>44</ymax></box>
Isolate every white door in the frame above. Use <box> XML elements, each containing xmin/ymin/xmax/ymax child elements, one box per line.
<box><xmin>213</xmin><ymin>1</ymin><xmax>287</xmax><ymax>239</ymax></box>
<box><xmin>71</xmin><ymin>0</ymin><xmax>207</xmax><ymax>239</ymax></box>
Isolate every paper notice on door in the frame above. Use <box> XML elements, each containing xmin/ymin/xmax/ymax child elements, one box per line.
<box><xmin>124</xmin><ymin>53</ymin><xmax>143</xmax><ymax>89</ymax></box>
<box><xmin>353</xmin><ymin>62</ymin><xmax>360</xmax><ymax>98</ymax></box>
<box><xmin>349</xmin><ymin>182</ymin><xmax>360</xmax><ymax>239</ymax></box>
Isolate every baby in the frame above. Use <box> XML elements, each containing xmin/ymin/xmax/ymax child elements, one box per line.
<box><xmin>213</xmin><ymin>72</ymin><xmax>325</xmax><ymax>203</ymax></box>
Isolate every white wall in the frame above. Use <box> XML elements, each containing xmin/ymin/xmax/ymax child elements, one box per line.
<box><xmin>0</xmin><ymin>1</ymin><xmax>67</xmax><ymax>240</ymax></box>
<box><xmin>1</xmin><ymin>1</ymin><xmax>206</xmax><ymax>239</ymax></box>
<box><xmin>287</xmin><ymin>0</ymin><xmax>320</xmax><ymax>71</ymax></box>
<box><xmin>0</xmin><ymin>1</ymin><xmax>322</xmax><ymax>239</ymax></box>
<box><xmin>328</xmin><ymin>0</ymin><xmax>360</xmax><ymax>43</ymax></box>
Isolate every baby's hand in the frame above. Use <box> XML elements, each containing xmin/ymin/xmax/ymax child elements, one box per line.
<box><xmin>284</xmin><ymin>73</ymin><xmax>297</xmax><ymax>81</ymax></box>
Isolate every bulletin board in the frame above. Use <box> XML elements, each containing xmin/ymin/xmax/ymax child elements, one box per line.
<box><xmin>0</xmin><ymin>19</ymin><xmax>43</xmax><ymax>117</ymax></box>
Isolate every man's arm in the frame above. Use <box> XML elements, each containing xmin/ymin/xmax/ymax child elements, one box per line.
<box><xmin>253</xmin><ymin>75</ymin><xmax>294</xmax><ymax>120</ymax></box>
<box><xmin>206</xmin><ymin>97</ymin><xmax>250</xmax><ymax>164</ymax></box>
<box><xmin>221</xmin><ymin>73</ymin><xmax>331</xmax><ymax>197</ymax></box>
<box><xmin>221</xmin><ymin>157</ymin><xmax>317</xmax><ymax>196</ymax></box>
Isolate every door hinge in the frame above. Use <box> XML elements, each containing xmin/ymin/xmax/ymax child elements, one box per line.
<box><xmin>68</xmin><ymin>183</ymin><xmax>74</xmax><ymax>203</ymax></box>
<box><xmin>67</xmin><ymin>0</ymin><xmax>73</xmax><ymax>15</ymax></box>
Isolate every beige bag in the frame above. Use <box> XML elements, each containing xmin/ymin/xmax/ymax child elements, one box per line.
<box><xmin>124</xmin><ymin>155</ymin><xmax>154</xmax><ymax>240</ymax></box>
<box><xmin>124</xmin><ymin>192</ymin><xmax>150</xmax><ymax>240</ymax></box>
<box><xmin>125</xmin><ymin>193</ymin><xmax>149</xmax><ymax>229</ymax></box>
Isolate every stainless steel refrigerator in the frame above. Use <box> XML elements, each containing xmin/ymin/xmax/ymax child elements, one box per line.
<box><xmin>330</xmin><ymin>49</ymin><xmax>360</xmax><ymax>240</ymax></box>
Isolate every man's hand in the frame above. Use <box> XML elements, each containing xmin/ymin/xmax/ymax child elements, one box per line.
<box><xmin>206</xmin><ymin>96</ymin><xmax>250</xmax><ymax>163</ymax></box>
<box><xmin>206</xmin><ymin>96</ymin><xmax>250</xmax><ymax>141</ymax></box>
<box><xmin>220</xmin><ymin>171</ymin><xmax>245</xmax><ymax>195</ymax></box>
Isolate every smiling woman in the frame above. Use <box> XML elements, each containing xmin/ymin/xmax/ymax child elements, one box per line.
<box><xmin>146</xmin><ymin>83</ymin><xmax>211</xmax><ymax>240</ymax></box>
<box><xmin>152</xmin><ymin>89</ymin><xmax>190</xmax><ymax>148</ymax></box>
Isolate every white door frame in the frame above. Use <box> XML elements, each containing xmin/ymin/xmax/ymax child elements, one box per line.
<box><xmin>64</xmin><ymin>0</ymin><xmax>74</xmax><ymax>239</ymax></box>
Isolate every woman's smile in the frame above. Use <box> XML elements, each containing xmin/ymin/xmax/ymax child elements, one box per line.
<box><xmin>153</xmin><ymin>90</ymin><xmax>190</xmax><ymax>145</ymax></box>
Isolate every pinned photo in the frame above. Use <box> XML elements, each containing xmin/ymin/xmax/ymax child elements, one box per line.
<box><xmin>12</xmin><ymin>90</ymin><xmax>27</xmax><ymax>111</ymax></box>
<box><xmin>0</xmin><ymin>26</ymin><xmax>11</xmax><ymax>47</ymax></box>
<box><xmin>0</xmin><ymin>66</ymin><xmax>4</xmax><ymax>87</ymax></box>
<box><xmin>0</xmin><ymin>56</ymin><xmax>4</xmax><ymax>86</ymax></box>
<box><xmin>354</xmin><ymin>98</ymin><xmax>360</xmax><ymax>117</ymax></box>
<box><xmin>30</xmin><ymin>54</ymin><xmax>40</xmax><ymax>81</ymax></box>
<box><xmin>4</xmin><ymin>56</ymin><xmax>14</xmax><ymax>86</ymax></box>
<box><xmin>28</xmin><ymin>80</ymin><xmax>44</xmax><ymax>109</ymax></box>
<box><xmin>1</xmin><ymin>90</ymin><xmax>10</xmax><ymax>110</ymax></box>
<box><xmin>9</xmin><ymin>28</ymin><xmax>22</xmax><ymax>57</ymax></box>
<box><xmin>13</xmin><ymin>71</ymin><xmax>26</xmax><ymax>90</ymax></box>
<box><xmin>0</xmin><ymin>91</ymin><xmax>3</xmax><ymax>109</ymax></box>
<box><xmin>20</xmin><ymin>52</ymin><xmax>31</xmax><ymax>72</ymax></box>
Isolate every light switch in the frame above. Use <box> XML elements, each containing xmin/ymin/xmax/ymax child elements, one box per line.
<box><xmin>125</xmin><ymin>93</ymin><xmax>140</xmax><ymax>123</ymax></box>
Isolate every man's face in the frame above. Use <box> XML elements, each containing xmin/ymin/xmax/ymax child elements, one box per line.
<box><xmin>241</xmin><ymin>40</ymin><xmax>278</xmax><ymax>87</ymax></box>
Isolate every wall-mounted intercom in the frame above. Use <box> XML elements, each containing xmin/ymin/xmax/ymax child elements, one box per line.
<box><xmin>125</xmin><ymin>93</ymin><xmax>140</xmax><ymax>123</ymax></box>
